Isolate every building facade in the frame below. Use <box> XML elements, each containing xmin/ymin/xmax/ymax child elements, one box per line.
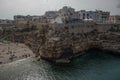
<box><xmin>0</xmin><ymin>19</ymin><xmax>14</xmax><ymax>25</ymax></box>
<box><xmin>58</xmin><ymin>6</ymin><xmax>82</xmax><ymax>23</ymax></box>
<box><xmin>14</xmin><ymin>15</ymin><xmax>33</xmax><ymax>21</ymax></box>
<box><xmin>45</xmin><ymin>11</ymin><xmax>58</xmax><ymax>18</ymax></box>
<box><xmin>109</xmin><ymin>15</ymin><xmax>120</xmax><ymax>24</ymax></box>
<box><xmin>79</xmin><ymin>10</ymin><xmax>110</xmax><ymax>24</ymax></box>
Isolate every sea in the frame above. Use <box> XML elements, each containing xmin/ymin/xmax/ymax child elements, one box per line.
<box><xmin>0</xmin><ymin>49</ymin><xmax>120</xmax><ymax>80</ymax></box>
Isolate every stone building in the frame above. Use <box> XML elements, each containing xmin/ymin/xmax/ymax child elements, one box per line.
<box><xmin>45</xmin><ymin>11</ymin><xmax>59</xmax><ymax>18</ymax></box>
<box><xmin>0</xmin><ymin>19</ymin><xmax>14</xmax><ymax>25</ymax></box>
<box><xmin>58</xmin><ymin>6</ymin><xmax>75</xmax><ymax>21</ymax></box>
<box><xmin>78</xmin><ymin>10</ymin><xmax>110</xmax><ymax>24</ymax></box>
<box><xmin>44</xmin><ymin>6</ymin><xmax>80</xmax><ymax>24</ymax></box>
<box><xmin>32</xmin><ymin>16</ymin><xmax>48</xmax><ymax>23</ymax></box>
<box><xmin>44</xmin><ymin>6</ymin><xmax>110</xmax><ymax>24</ymax></box>
<box><xmin>109</xmin><ymin>15</ymin><xmax>120</xmax><ymax>24</ymax></box>
<box><xmin>14</xmin><ymin>15</ymin><xmax>33</xmax><ymax>21</ymax></box>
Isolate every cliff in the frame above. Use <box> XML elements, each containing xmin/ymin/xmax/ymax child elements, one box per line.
<box><xmin>39</xmin><ymin>23</ymin><xmax>120</xmax><ymax>63</ymax></box>
<box><xmin>1</xmin><ymin>23</ymin><xmax>120</xmax><ymax>64</ymax></box>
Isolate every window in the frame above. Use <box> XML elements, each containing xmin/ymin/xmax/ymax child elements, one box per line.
<box><xmin>83</xmin><ymin>13</ymin><xmax>85</xmax><ymax>16</ymax></box>
<box><xmin>83</xmin><ymin>13</ymin><xmax>85</xmax><ymax>19</ymax></box>
<box><xmin>87</xmin><ymin>14</ymin><xmax>89</xmax><ymax>19</ymax></box>
<box><xmin>65</xmin><ymin>27</ymin><xmax>68</xmax><ymax>29</ymax></box>
<box><xmin>71</xmin><ymin>26</ymin><xmax>74</xmax><ymax>29</ymax></box>
<box><xmin>77</xmin><ymin>33</ymin><xmax>80</xmax><ymax>36</ymax></box>
<box><xmin>83</xmin><ymin>16</ymin><xmax>85</xmax><ymax>19</ymax></box>
<box><xmin>71</xmin><ymin>33</ymin><xmax>74</xmax><ymax>36</ymax></box>
<box><xmin>70</xmin><ymin>13</ymin><xmax>73</xmax><ymax>15</ymax></box>
<box><xmin>91</xmin><ymin>25</ymin><xmax>93</xmax><ymax>27</ymax></box>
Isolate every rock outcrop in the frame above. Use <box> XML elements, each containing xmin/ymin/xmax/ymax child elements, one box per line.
<box><xmin>1</xmin><ymin>23</ymin><xmax>120</xmax><ymax>64</ymax></box>
<box><xmin>39</xmin><ymin>24</ymin><xmax>120</xmax><ymax>63</ymax></box>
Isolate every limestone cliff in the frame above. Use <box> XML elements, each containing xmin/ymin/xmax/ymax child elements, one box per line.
<box><xmin>1</xmin><ymin>23</ymin><xmax>120</xmax><ymax>63</ymax></box>
<box><xmin>39</xmin><ymin>23</ymin><xmax>120</xmax><ymax>63</ymax></box>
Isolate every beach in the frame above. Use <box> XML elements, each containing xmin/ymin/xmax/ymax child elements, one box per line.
<box><xmin>0</xmin><ymin>42</ymin><xmax>34</xmax><ymax>64</ymax></box>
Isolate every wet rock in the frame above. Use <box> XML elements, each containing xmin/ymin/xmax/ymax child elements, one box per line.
<box><xmin>55</xmin><ymin>59</ymin><xmax>71</xmax><ymax>64</ymax></box>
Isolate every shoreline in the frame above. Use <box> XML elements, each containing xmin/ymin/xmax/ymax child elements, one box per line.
<box><xmin>41</xmin><ymin>48</ymin><xmax>120</xmax><ymax>64</ymax></box>
<box><xmin>0</xmin><ymin>42</ymin><xmax>34</xmax><ymax>64</ymax></box>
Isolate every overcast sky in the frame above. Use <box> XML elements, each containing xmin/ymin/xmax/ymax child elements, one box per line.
<box><xmin>0</xmin><ymin>0</ymin><xmax>120</xmax><ymax>19</ymax></box>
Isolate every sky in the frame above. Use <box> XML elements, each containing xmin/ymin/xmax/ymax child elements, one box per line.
<box><xmin>0</xmin><ymin>0</ymin><xmax>120</xmax><ymax>19</ymax></box>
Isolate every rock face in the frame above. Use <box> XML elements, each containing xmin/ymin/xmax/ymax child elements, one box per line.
<box><xmin>39</xmin><ymin>23</ymin><xmax>120</xmax><ymax>63</ymax></box>
<box><xmin>1</xmin><ymin>23</ymin><xmax>120</xmax><ymax>63</ymax></box>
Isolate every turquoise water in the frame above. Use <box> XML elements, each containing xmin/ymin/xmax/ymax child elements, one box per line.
<box><xmin>0</xmin><ymin>50</ymin><xmax>120</xmax><ymax>80</ymax></box>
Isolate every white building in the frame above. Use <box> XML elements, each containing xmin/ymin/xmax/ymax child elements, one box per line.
<box><xmin>45</xmin><ymin>6</ymin><xmax>81</xmax><ymax>24</ymax></box>
<box><xmin>50</xmin><ymin>16</ymin><xmax>63</xmax><ymax>24</ymax></box>
<box><xmin>79</xmin><ymin>10</ymin><xmax>110</xmax><ymax>24</ymax></box>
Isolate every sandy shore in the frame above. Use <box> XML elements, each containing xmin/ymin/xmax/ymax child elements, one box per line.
<box><xmin>0</xmin><ymin>42</ymin><xmax>34</xmax><ymax>64</ymax></box>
